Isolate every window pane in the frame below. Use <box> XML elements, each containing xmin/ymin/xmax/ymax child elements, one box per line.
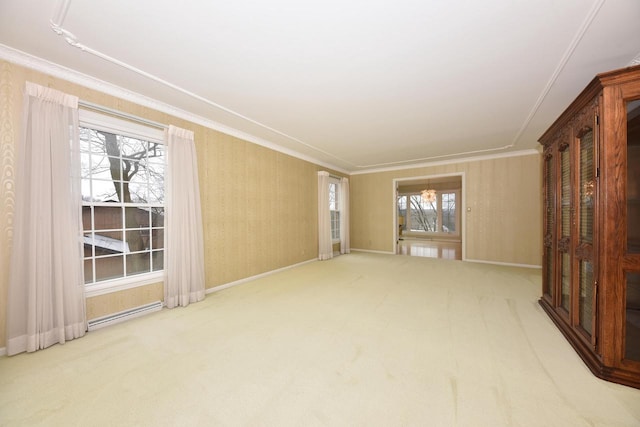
<box><xmin>329</xmin><ymin>180</ymin><xmax>340</xmax><ymax>240</ymax></box>
<box><xmin>120</xmin><ymin>136</ymin><xmax>147</xmax><ymax>157</ymax></box>
<box><xmin>126</xmin><ymin>252</ymin><xmax>150</xmax><ymax>276</ymax></box>
<box><xmin>152</xmin><ymin>229</ymin><xmax>164</xmax><ymax>250</ymax></box>
<box><xmin>82</xmin><ymin>206</ymin><xmax>92</xmax><ymax>231</ymax></box>
<box><xmin>130</xmin><ymin>163</ymin><xmax>149</xmax><ymax>186</ymax></box>
<box><xmin>88</xmin><ymin>231</ymin><xmax>126</xmax><ymax>255</ymax></box>
<box><xmin>125</xmin><ymin>207</ymin><xmax>150</xmax><ymax>228</ymax></box>
<box><xmin>128</xmin><ymin>182</ymin><xmax>148</xmax><ymax>203</ymax></box>
<box><xmin>151</xmin><ymin>207</ymin><xmax>164</xmax><ymax>227</ymax></box>
<box><xmin>441</xmin><ymin>193</ymin><xmax>456</xmax><ymax>233</ymax></box>
<box><xmin>147</xmin><ymin>161</ymin><xmax>164</xmax><ymax>176</ymax></box>
<box><xmin>81</xmin><ymin>179</ymin><xmax>91</xmax><ymax>201</ymax></box>
<box><xmin>92</xmin><ymin>179</ymin><xmax>121</xmax><ymax>202</ymax></box>
<box><xmin>330</xmin><ymin>211</ymin><xmax>340</xmax><ymax>240</ymax></box>
<box><xmin>147</xmin><ymin>186</ymin><xmax>163</xmax><ymax>204</ymax></box>
<box><xmin>409</xmin><ymin>195</ymin><xmax>421</xmax><ymax>231</ymax></box>
<box><xmin>83</xmin><ymin>259</ymin><xmax>93</xmax><ymax>284</ymax></box>
<box><xmin>79</xmin><ymin>129</ymin><xmax>91</xmax><ymax>152</ymax></box>
<box><xmin>152</xmin><ymin>250</ymin><xmax>164</xmax><ymax>271</ymax></box>
<box><xmin>80</xmin><ymin>141</ymin><xmax>119</xmax><ymax>180</ymax></box>
<box><xmin>126</xmin><ymin>229</ymin><xmax>150</xmax><ymax>252</ymax></box>
<box><xmin>95</xmin><ymin>255</ymin><xmax>124</xmax><ymax>282</ymax></box>
<box><xmin>329</xmin><ymin>183</ymin><xmax>338</xmax><ymax>211</ymax></box>
<box><xmin>409</xmin><ymin>194</ymin><xmax>437</xmax><ymax>232</ymax></box>
<box><xmin>83</xmin><ymin>233</ymin><xmax>94</xmax><ymax>257</ymax></box>
<box><xmin>94</xmin><ymin>206</ymin><xmax>123</xmax><ymax>230</ymax></box>
<box><xmin>147</xmin><ymin>142</ymin><xmax>165</xmax><ymax>163</ymax></box>
<box><xmin>398</xmin><ymin>195</ymin><xmax>406</xmax><ymax>210</ymax></box>
<box><xmin>89</xmin><ymin>154</ymin><xmax>119</xmax><ymax>181</ymax></box>
<box><xmin>81</xmin><ymin>152</ymin><xmax>91</xmax><ymax>176</ymax></box>
<box><xmin>397</xmin><ymin>196</ymin><xmax>407</xmax><ymax>233</ymax></box>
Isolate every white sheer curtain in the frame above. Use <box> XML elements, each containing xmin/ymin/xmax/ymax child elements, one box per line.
<box><xmin>6</xmin><ymin>82</ymin><xmax>86</xmax><ymax>356</ymax></box>
<box><xmin>317</xmin><ymin>171</ymin><xmax>333</xmax><ymax>260</ymax></box>
<box><xmin>340</xmin><ymin>177</ymin><xmax>350</xmax><ymax>254</ymax></box>
<box><xmin>164</xmin><ymin>125</ymin><xmax>205</xmax><ymax>308</ymax></box>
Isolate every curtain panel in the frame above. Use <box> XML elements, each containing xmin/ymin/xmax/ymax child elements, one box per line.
<box><xmin>164</xmin><ymin>125</ymin><xmax>205</xmax><ymax>308</ymax></box>
<box><xmin>6</xmin><ymin>82</ymin><xmax>86</xmax><ymax>355</ymax></box>
<box><xmin>317</xmin><ymin>171</ymin><xmax>333</xmax><ymax>260</ymax></box>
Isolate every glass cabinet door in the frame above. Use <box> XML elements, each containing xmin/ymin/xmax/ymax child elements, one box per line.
<box><xmin>625</xmin><ymin>99</ymin><xmax>640</xmax><ymax>361</ymax></box>
<box><xmin>577</xmin><ymin>127</ymin><xmax>595</xmax><ymax>338</ymax></box>
<box><xmin>543</xmin><ymin>149</ymin><xmax>554</xmax><ymax>300</ymax></box>
<box><xmin>559</xmin><ymin>144</ymin><xmax>571</xmax><ymax>313</ymax></box>
<box><xmin>628</xmin><ymin>99</ymin><xmax>640</xmax><ymax>254</ymax></box>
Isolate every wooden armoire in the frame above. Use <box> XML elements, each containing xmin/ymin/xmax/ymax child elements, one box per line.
<box><xmin>540</xmin><ymin>64</ymin><xmax>640</xmax><ymax>389</ymax></box>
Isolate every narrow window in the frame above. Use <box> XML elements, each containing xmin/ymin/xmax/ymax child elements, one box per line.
<box><xmin>329</xmin><ymin>179</ymin><xmax>340</xmax><ymax>242</ymax></box>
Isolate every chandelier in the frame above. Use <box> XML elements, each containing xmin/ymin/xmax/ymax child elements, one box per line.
<box><xmin>421</xmin><ymin>188</ymin><xmax>437</xmax><ymax>203</ymax></box>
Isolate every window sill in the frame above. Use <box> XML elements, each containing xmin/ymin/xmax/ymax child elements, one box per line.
<box><xmin>84</xmin><ymin>271</ymin><xmax>164</xmax><ymax>298</ymax></box>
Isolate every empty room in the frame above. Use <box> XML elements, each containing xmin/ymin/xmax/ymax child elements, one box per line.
<box><xmin>1</xmin><ymin>0</ymin><xmax>640</xmax><ymax>425</ymax></box>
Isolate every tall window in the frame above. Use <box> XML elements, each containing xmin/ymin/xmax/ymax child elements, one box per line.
<box><xmin>441</xmin><ymin>192</ymin><xmax>457</xmax><ymax>233</ymax></box>
<box><xmin>398</xmin><ymin>191</ymin><xmax>458</xmax><ymax>235</ymax></box>
<box><xmin>329</xmin><ymin>179</ymin><xmax>340</xmax><ymax>241</ymax></box>
<box><xmin>409</xmin><ymin>194</ymin><xmax>438</xmax><ymax>232</ymax></box>
<box><xmin>80</xmin><ymin>111</ymin><xmax>165</xmax><ymax>287</ymax></box>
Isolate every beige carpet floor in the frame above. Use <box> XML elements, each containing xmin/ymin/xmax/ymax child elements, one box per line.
<box><xmin>1</xmin><ymin>252</ymin><xmax>639</xmax><ymax>426</ymax></box>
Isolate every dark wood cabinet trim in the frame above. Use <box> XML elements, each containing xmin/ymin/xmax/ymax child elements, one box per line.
<box><xmin>540</xmin><ymin>64</ymin><xmax>640</xmax><ymax>389</ymax></box>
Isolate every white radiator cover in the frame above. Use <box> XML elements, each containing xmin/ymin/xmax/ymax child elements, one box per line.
<box><xmin>87</xmin><ymin>301</ymin><xmax>163</xmax><ymax>331</ymax></box>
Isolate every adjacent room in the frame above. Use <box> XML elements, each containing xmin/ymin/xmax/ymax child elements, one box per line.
<box><xmin>1</xmin><ymin>0</ymin><xmax>639</xmax><ymax>425</ymax></box>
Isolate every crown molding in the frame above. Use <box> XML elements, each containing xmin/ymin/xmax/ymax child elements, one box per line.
<box><xmin>508</xmin><ymin>0</ymin><xmax>605</xmax><ymax>148</ymax></box>
<box><xmin>0</xmin><ymin>44</ymin><xmax>542</xmax><ymax>177</ymax></box>
<box><xmin>0</xmin><ymin>43</ymin><xmax>351</xmax><ymax>175</ymax></box>
<box><xmin>350</xmin><ymin>148</ymin><xmax>540</xmax><ymax>175</ymax></box>
<box><xmin>0</xmin><ymin>43</ymin><xmax>544</xmax><ymax>177</ymax></box>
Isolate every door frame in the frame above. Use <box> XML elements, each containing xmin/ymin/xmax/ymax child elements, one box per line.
<box><xmin>392</xmin><ymin>172</ymin><xmax>466</xmax><ymax>260</ymax></box>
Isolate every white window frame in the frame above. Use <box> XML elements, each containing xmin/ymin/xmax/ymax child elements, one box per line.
<box><xmin>402</xmin><ymin>189</ymin><xmax>460</xmax><ymax>238</ymax></box>
<box><xmin>80</xmin><ymin>109</ymin><xmax>165</xmax><ymax>297</ymax></box>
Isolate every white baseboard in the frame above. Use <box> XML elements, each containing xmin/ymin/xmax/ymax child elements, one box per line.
<box><xmin>464</xmin><ymin>258</ymin><xmax>542</xmax><ymax>269</ymax></box>
<box><xmin>206</xmin><ymin>258</ymin><xmax>317</xmax><ymax>294</ymax></box>
<box><xmin>0</xmin><ymin>347</ymin><xmax>6</xmax><ymax>357</ymax></box>
<box><xmin>350</xmin><ymin>248</ymin><xmax>396</xmax><ymax>255</ymax></box>
<box><xmin>352</xmin><ymin>249</ymin><xmax>541</xmax><ymax>269</ymax></box>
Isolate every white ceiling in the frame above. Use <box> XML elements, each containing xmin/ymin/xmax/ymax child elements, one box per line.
<box><xmin>1</xmin><ymin>0</ymin><xmax>639</xmax><ymax>173</ymax></box>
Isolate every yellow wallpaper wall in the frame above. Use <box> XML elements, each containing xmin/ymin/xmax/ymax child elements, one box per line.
<box><xmin>0</xmin><ymin>57</ymin><xmax>541</xmax><ymax>351</ymax></box>
<box><xmin>0</xmin><ymin>61</ymin><xmax>15</xmax><ymax>349</ymax></box>
<box><xmin>0</xmin><ymin>60</ymin><xmax>331</xmax><ymax>348</ymax></box>
<box><xmin>350</xmin><ymin>154</ymin><xmax>542</xmax><ymax>266</ymax></box>
<box><xmin>86</xmin><ymin>283</ymin><xmax>164</xmax><ymax>320</ymax></box>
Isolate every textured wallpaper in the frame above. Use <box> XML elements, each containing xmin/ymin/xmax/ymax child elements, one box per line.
<box><xmin>350</xmin><ymin>154</ymin><xmax>542</xmax><ymax>266</ymax></box>
<box><xmin>0</xmin><ymin>61</ymin><xmax>17</xmax><ymax>348</ymax></box>
<box><xmin>0</xmin><ymin>60</ymin><xmax>330</xmax><ymax>347</ymax></box>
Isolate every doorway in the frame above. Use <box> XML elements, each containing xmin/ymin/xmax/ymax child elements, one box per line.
<box><xmin>394</xmin><ymin>173</ymin><xmax>464</xmax><ymax>260</ymax></box>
